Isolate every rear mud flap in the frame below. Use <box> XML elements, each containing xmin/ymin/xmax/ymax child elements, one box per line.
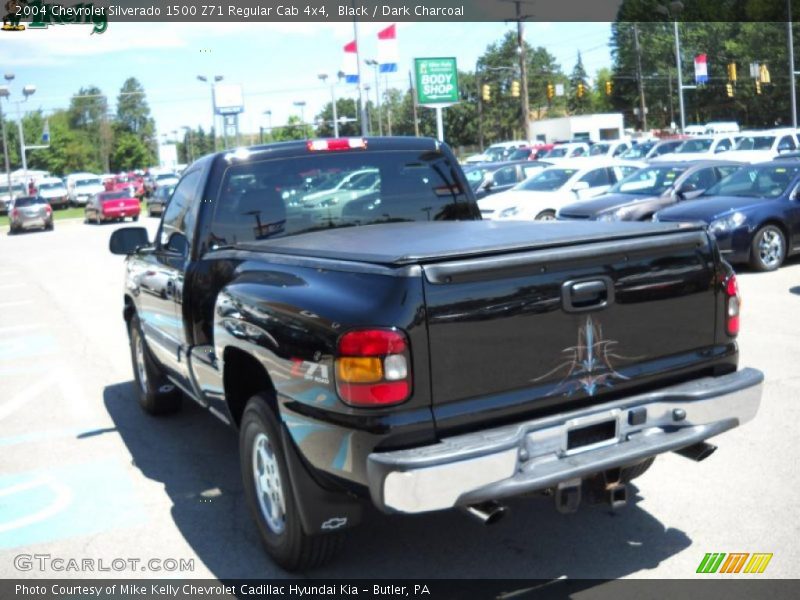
<box><xmin>280</xmin><ymin>425</ymin><xmax>363</xmax><ymax>535</ymax></box>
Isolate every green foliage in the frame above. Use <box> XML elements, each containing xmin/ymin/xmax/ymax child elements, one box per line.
<box><xmin>568</xmin><ymin>53</ymin><xmax>592</xmax><ymax>115</ymax></box>
<box><xmin>111</xmin><ymin>131</ymin><xmax>152</xmax><ymax>172</ymax></box>
<box><xmin>610</xmin><ymin>14</ymin><xmax>798</xmax><ymax>129</ymax></box>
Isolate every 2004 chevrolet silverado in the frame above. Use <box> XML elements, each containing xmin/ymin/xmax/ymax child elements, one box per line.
<box><xmin>109</xmin><ymin>137</ymin><xmax>763</xmax><ymax>570</ymax></box>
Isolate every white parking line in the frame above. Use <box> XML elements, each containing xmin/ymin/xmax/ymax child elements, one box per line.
<box><xmin>54</xmin><ymin>364</ymin><xmax>93</xmax><ymax>420</ymax></box>
<box><xmin>0</xmin><ymin>300</ymin><xmax>33</xmax><ymax>309</ymax></box>
<box><xmin>0</xmin><ymin>376</ymin><xmax>56</xmax><ymax>421</ymax></box>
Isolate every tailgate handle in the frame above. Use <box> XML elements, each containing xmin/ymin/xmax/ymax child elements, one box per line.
<box><xmin>562</xmin><ymin>278</ymin><xmax>614</xmax><ymax>312</ymax></box>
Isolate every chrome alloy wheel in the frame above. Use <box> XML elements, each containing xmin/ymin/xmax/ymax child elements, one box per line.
<box><xmin>252</xmin><ymin>432</ymin><xmax>287</xmax><ymax>534</ymax></box>
<box><xmin>134</xmin><ymin>330</ymin><xmax>148</xmax><ymax>394</ymax></box>
<box><xmin>758</xmin><ymin>229</ymin><xmax>783</xmax><ymax>268</ymax></box>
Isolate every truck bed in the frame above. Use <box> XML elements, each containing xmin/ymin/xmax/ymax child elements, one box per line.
<box><xmin>236</xmin><ymin>220</ymin><xmax>706</xmax><ymax>266</ymax></box>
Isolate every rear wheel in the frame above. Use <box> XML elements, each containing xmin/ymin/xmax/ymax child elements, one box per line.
<box><xmin>132</xmin><ymin>215</ymin><xmax>139</xmax><ymax>222</ymax></box>
<box><xmin>128</xmin><ymin>314</ymin><xmax>181</xmax><ymax>415</ymax></box>
<box><xmin>749</xmin><ymin>225</ymin><xmax>785</xmax><ymax>272</ymax></box>
<box><xmin>240</xmin><ymin>395</ymin><xmax>342</xmax><ymax>571</ymax></box>
<box><xmin>535</xmin><ymin>209</ymin><xmax>557</xmax><ymax>221</ymax></box>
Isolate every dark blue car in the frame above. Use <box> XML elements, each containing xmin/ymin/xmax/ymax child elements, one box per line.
<box><xmin>655</xmin><ymin>161</ymin><xmax>800</xmax><ymax>271</ymax></box>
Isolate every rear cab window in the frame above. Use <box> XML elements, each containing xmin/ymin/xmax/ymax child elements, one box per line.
<box><xmin>206</xmin><ymin>149</ymin><xmax>475</xmax><ymax>248</ymax></box>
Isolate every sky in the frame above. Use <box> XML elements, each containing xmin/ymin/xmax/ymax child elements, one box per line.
<box><xmin>4</xmin><ymin>21</ymin><xmax>613</xmax><ymax>142</ymax></box>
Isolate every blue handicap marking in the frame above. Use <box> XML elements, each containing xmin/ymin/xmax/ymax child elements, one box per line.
<box><xmin>0</xmin><ymin>334</ymin><xmax>58</xmax><ymax>362</ymax></box>
<box><xmin>0</xmin><ymin>458</ymin><xmax>146</xmax><ymax>549</ymax></box>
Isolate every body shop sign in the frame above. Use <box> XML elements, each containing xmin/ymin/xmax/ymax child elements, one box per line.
<box><xmin>415</xmin><ymin>57</ymin><xmax>459</xmax><ymax>105</ymax></box>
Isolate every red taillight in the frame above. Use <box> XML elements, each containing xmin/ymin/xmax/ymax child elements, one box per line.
<box><xmin>45</xmin><ymin>204</ymin><xmax>52</xmax><ymax>213</ymax></box>
<box><xmin>307</xmin><ymin>138</ymin><xmax>367</xmax><ymax>152</ymax></box>
<box><xmin>11</xmin><ymin>208</ymin><xmax>18</xmax><ymax>218</ymax></box>
<box><xmin>725</xmin><ymin>273</ymin><xmax>740</xmax><ymax>336</ymax></box>
<box><xmin>335</xmin><ymin>329</ymin><xmax>411</xmax><ymax>407</ymax></box>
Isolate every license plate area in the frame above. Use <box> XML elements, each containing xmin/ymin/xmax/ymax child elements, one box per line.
<box><xmin>561</xmin><ymin>409</ymin><xmax>621</xmax><ymax>456</ymax></box>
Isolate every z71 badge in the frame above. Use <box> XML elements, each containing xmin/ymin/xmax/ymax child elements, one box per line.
<box><xmin>290</xmin><ymin>359</ymin><xmax>330</xmax><ymax>384</ymax></box>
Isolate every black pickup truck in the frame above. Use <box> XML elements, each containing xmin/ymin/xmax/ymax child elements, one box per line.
<box><xmin>110</xmin><ymin>137</ymin><xmax>763</xmax><ymax>571</ymax></box>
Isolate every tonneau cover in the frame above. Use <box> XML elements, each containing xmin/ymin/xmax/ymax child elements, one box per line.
<box><xmin>236</xmin><ymin>220</ymin><xmax>705</xmax><ymax>266</ymax></box>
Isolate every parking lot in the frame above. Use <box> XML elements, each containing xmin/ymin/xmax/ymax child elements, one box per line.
<box><xmin>0</xmin><ymin>217</ymin><xmax>798</xmax><ymax>580</ymax></box>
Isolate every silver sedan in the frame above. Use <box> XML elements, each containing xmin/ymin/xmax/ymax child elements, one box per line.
<box><xmin>8</xmin><ymin>196</ymin><xmax>54</xmax><ymax>234</ymax></box>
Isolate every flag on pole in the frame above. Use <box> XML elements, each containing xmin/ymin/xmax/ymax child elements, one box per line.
<box><xmin>694</xmin><ymin>54</ymin><xmax>708</xmax><ymax>84</ymax></box>
<box><xmin>342</xmin><ymin>40</ymin><xmax>359</xmax><ymax>83</ymax></box>
<box><xmin>377</xmin><ymin>24</ymin><xmax>398</xmax><ymax>73</ymax></box>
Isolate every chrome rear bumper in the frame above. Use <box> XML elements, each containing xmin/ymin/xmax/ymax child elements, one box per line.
<box><xmin>367</xmin><ymin>368</ymin><xmax>763</xmax><ymax>513</ymax></box>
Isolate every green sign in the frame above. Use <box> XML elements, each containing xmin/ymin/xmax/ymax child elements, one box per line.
<box><xmin>414</xmin><ymin>57</ymin><xmax>459</xmax><ymax>105</ymax></box>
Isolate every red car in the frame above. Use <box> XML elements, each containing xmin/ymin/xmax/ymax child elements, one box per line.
<box><xmin>105</xmin><ymin>174</ymin><xmax>145</xmax><ymax>199</ymax></box>
<box><xmin>85</xmin><ymin>190</ymin><xmax>141</xmax><ymax>224</ymax></box>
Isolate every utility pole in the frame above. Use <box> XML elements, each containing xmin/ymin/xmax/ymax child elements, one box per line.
<box><xmin>633</xmin><ymin>23</ymin><xmax>648</xmax><ymax>132</ymax></box>
<box><xmin>409</xmin><ymin>69</ymin><xmax>420</xmax><ymax>137</ymax></box>
<box><xmin>352</xmin><ymin>6</ymin><xmax>368</xmax><ymax>137</ymax></box>
<box><xmin>789</xmin><ymin>0</ymin><xmax>797</xmax><ymax>127</ymax></box>
<box><xmin>503</xmin><ymin>0</ymin><xmax>533</xmax><ymax>141</ymax></box>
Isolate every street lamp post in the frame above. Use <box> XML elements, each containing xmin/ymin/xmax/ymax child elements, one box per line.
<box><xmin>658</xmin><ymin>2</ymin><xmax>686</xmax><ymax>132</ymax></box>
<box><xmin>293</xmin><ymin>101</ymin><xmax>307</xmax><ymax>137</ymax></box>
<box><xmin>10</xmin><ymin>83</ymin><xmax>37</xmax><ymax>182</ymax></box>
<box><xmin>789</xmin><ymin>0</ymin><xmax>797</xmax><ymax>128</ymax></box>
<box><xmin>197</xmin><ymin>74</ymin><xmax>223</xmax><ymax>151</ymax></box>
<box><xmin>0</xmin><ymin>76</ymin><xmax>12</xmax><ymax>197</ymax></box>
<box><xmin>261</xmin><ymin>109</ymin><xmax>272</xmax><ymax>143</ymax></box>
<box><xmin>365</xmin><ymin>59</ymin><xmax>383</xmax><ymax>136</ymax></box>
<box><xmin>318</xmin><ymin>73</ymin><xmax>340</xmax><ymax>137</ymax></box>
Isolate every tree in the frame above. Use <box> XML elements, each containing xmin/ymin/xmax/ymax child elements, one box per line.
<box><xmin>477</xmin><ymin>32</ymin><xmax>565</xmax><ymax>144</ymax></box>
<box><xmin>314</xmin><ymin>97</ymin><xmax>361</xmax><ymax>137</ymax></box>
<box><xmin>68</xmin><ymin>86</ymin><xmax>111</xmax><ymax>172</ymax></box>
<box><xmin>115</xmin><ymin>77</ymin><xmax>157</xmax><ymax>167</ymax></box>
<box><xmin>568</xmin><ymin>53</ymin><xmax>592</xmax><ymax>115</ymax></box>
<box><xmin>111</xmin><ymin>131</ymin><xmax>153</xmax><ymax>172</ymax></box>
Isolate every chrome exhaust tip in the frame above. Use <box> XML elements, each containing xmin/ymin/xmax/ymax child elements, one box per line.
<box><xmin>462</xmin><ymin>500</ymin><xmax>508</xmax><ymax>525</ymax></box>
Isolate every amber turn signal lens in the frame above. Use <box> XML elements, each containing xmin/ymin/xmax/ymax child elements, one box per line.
<box><xmin>336</xmin><ymin>357</ymin><xmax>383</xmax><ymax>383</ymax></box>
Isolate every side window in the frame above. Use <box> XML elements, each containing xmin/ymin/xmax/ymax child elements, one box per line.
<box><xmin>492</xmin><ymin>166</ymin><xmax>518</xmax><ymax>186</ymax></box>
<box><xmin>580</xmin><ymin>168</ymin><xmax>611</xmax><ymax>188</ymax></box>
<box><xmin>778</xmin><ymin>136</ymin><xmax>796</xmax><ymax>152</ymax></box>
<box><xmin>716</xmin><ymin>166</ymin><xmax>740</xmax><ymax>180</ymax></box>
<box><xmin>613</xmin><ymin>143</ymin><xmax>629</xmax><ymax>157</ymax></box>
<box><xmin>159</xmin><ymin>170</ymin><xmax>202</xmax><ymax>254</ymax></box>
<box><xmin>611</xmin><ymin>166</ymin><xmax>639</xmax><ymax>183</ymax></box>
<box><xmin>683</xmin><ymin>167</ymin><xmax>717</xmax><ymax>190</ymax></box>
<box><xmin>572</xmin><ymin>146</ymin><xmax>586</xmax><ymax>157</ymax></box>
<box><xmin>715</xmin><ymin>138</ymin><xmax>732</xmax><ymax>152</ymax></box>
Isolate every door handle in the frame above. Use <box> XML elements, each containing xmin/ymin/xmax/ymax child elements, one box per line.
<box><xmin>562</xmin><ymin>277</ymin><xmax>614</xmax><ymax>312</ymax></box>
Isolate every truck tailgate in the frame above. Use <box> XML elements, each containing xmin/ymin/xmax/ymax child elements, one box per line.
<box><xmin>422</xmin><ymin>228</ymin><xmax>722</xmax><ymax>433</ymax></box>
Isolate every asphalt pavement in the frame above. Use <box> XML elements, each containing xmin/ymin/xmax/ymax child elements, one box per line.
<box><xmin>0</xmin><ymin>216</ymin><xmax>797</xmax><ymax>580</ymax></box>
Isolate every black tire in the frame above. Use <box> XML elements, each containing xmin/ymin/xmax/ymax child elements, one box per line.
<box><xmin>620</xmin><ymin>457</ymin><xmax>655</xmax><ymax>483</ymax></box>
<box><xmin>132</xmin><ymin>215</ymin><xmax>139</xmax><ymax>222</ymax></box>
<box><xmin>535</xmin><ymin>209</ymin><xmax>557</xmax><ymax>221</ymax></box>
<box><xmin>128</xmin><ymin>314</ymin><xmax>182</xmax><ymax>415</ymax></box>
<box><xmin>240</xmin><ymin>395</ymin><xmax>342</xmax><ymax>571</ymax></box>
<box><xmin>749</xmin><ymin>224</ymin><xmax>786</xmax><ymax>272</ymax></box>
<box><xmin>45</xmin><ymin>220</ymin><xmax>53</xmax><ymax>231</ymax></box>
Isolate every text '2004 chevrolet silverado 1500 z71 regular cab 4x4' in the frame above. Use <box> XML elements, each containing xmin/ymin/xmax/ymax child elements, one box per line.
<box><xmin>109</xmin><ymin>137</ymin><xmax>763</xmax><ymax>571</ymax></box>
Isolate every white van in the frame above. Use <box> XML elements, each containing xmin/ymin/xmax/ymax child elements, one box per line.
<box><xmin>66</xmin><ymin>173</ymin><xmax>105</xmax><ymax>206</ymax></box>
<box><xmin>704</xmin><ymin>121</ymin><xmax>740</xmax><ymax>135</ymax></box>
<box><xmin>36</xmin><ymin>176</ymin><xmax>70</xmax><ymax>209</ymax></box>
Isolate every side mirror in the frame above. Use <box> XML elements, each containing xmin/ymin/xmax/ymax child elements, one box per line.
<box><xmin>109</xmin><ymin>227</ymin><xmax>150</xmax><ymax>255</ymax></box>
<box><xmin>676</xmin><ymin>182</ymin><xmax>697</xmax><ymax>199</ymax></box>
